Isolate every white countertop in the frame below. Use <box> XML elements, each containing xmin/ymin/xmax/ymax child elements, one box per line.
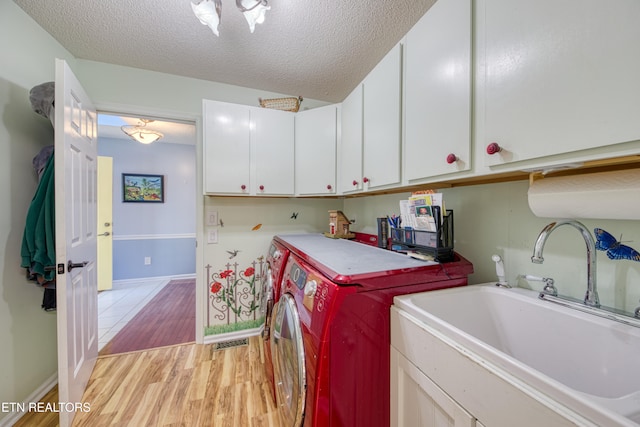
<box><xmin>276</xmin><ymin>233</ymin><xmax>437</xmax><ymax>277</ymax></box>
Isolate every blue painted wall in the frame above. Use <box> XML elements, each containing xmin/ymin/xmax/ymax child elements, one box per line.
<box><xmin>112</xmin><ymin>237</ymin><xmax>195</xmax><ymax>280</ymax></box>
<box><xmin>98</xmin><ymin>134</ymin><xmax>196</xmax><ymax>280</ymax></box>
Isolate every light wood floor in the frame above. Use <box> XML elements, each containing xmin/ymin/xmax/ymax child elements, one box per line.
<box><xmin>14</xmin><ymin>337</ymin><xmax>282</xmax><ymax>427</ymax></box>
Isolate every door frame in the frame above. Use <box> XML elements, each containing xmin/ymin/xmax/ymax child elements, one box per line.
<box><xmin>96</xmin><ymin>103</ymin><xmax>204</xmax><ymax>344</ymax></box>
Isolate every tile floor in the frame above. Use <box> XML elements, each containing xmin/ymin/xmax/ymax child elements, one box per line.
<box><xmin>97</xmin><ymin>278</ymin><xmax>170</xmax><ymax>350</ymax></box>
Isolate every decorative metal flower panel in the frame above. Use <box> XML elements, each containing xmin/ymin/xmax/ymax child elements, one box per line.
<box><xmin>204</xmin><ymin>257</ymin><xmax>265</xmax><ymax>335</ymax></box>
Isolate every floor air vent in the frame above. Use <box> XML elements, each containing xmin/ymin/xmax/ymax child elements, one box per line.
<box><xmin>213</xmin><ymin>338</ymin><xmax>248</xmax><ymax>351</ymax></box>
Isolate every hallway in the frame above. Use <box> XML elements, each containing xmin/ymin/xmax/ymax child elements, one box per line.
<box><xmin>98</xmin><ymin>278</ymin><xmax>171</xmax><ymax>350</ymax></box>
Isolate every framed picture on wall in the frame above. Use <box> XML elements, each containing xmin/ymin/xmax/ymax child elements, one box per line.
<box><xmin>122</xmin><ymin>173</ymin><xmax>164</xmax><ymax>203</ymax></box>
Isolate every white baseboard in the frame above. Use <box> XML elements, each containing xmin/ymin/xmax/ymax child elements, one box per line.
<box><xmin>0</xmin><ymin>373</ymin><xmax>57</xmax><ymax>427</ymax></box>
<box><xmin>112</xmin><ymin>273</ymin><xmax>196</xmax><ymax>287</ymax></box>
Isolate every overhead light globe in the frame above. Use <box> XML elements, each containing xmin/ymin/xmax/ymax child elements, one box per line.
<box><xmin>121</xmin><ymin>119</ymin><xmax>164</xmax><ymax>144</ymax></box>
<box><xmin>191</xmin><ymin>0</ymin><xmax>270</xmax><ymax>36</ymax></box>
<box><xmin>236</xmin><ymin>0</ymin><xmax>270</xmax><ymax>33</ymax></box>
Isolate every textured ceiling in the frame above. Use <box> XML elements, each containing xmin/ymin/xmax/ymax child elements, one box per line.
<box><xmin>14</xmin><ymin>0</ymin><xmax>436</xmax><ymax>103</ymax></box>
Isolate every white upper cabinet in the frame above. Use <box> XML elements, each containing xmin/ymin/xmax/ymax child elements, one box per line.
<box><xmin>252</xmin><ymin>107</ymin><xmax>295</xmax><ymax>195</ymax></box>
<box><xmin>203</xmin><ymin>99</ymin><xmax>294</xmax><ymax>196</ymax></box>
<box><xmin>340</xmin><ymin>84</ymin><xmax>364</xmax><ymax>194</ymax></box>
<box><xmin>404</xmin><ymin>0</ymin><xmax>472</xmax><ymax>183</ymax></box>
<box><xmin>203</xmin><ymin>100</ymin><xmax>251</xmax><ymax>194</ymax></box>
<box><xmin>295</xmin><ymin>104</ymin><xmax>339</xmax><ymax>195</ymax></box>
<box><xmin>479</xmin><ymin>0</ymin><xmax>640</xmax><ymax>167</ymax></box>
<box><xmin>339</xmin><ymin>43</ymin><xmax>402</xmax><ymax>195</ymax></box>
<box><xmin>362</xmin><ymin>43</ymin><xmax>403</xmax><ymax>190</ymax></box>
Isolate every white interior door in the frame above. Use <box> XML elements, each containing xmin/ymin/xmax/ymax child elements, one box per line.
<box><xmin>54</xmin><ymin>58</ymin><xmax>99</xmax><ymax>427</ymax></box>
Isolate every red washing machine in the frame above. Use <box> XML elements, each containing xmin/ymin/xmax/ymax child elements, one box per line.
<box><xmin>261</xmin><ymin>239</ymin><xmax>291</xmax><ymax>400</ymax></box>
<box><xmin>269</xmin><ymin>234</ymin><xmax>473</xmax><ymax>427</ymax></box>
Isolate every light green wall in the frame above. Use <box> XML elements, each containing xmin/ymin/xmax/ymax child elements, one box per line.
<box><xmin>204</xmin><ymin>197</ymin><xmax>344</xmax><ymax>265</ymax></box>
<box><xmin>75</xmin><ymin>60</ymin><xmax>329</xmax><ymax>116</ymax></box>
<box><xmin>202</xmin><ymin>197</ymin><xmax>343</xmax><ymax>333</ymax></box>
<box><xmin>0</xmin><ymin>2</ymin><xmax>77</xmax><ymax>420</ymax></box>
<box><xmin>345</xmin><ymin>181</ymin><xmax>640</xmax><ymax>313</ymax></box>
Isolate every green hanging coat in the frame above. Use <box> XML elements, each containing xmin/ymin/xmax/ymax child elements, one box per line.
<box><xmin>21</xmin><ymin>153</ymin><xmax>56</xmax><ymax>281</ymax></box>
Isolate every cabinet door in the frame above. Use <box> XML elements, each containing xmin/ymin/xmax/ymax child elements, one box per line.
<box><xmin>481</xmin><ymin>0</ymin><xmax>640</xmax><ymax>166</ymax></box>
<box><xmin>391</xmin><ymin>348</ymin><xmax>476</xmax><ymax>427</ymax></box>
<box><xmin>253</xmin><ymin>108</ymin><xmax>295</xmax><ymax>195</ymax></box>
<box><xmin>340</xmin><ymin>84</ymin><xmax>363</xmax><ymax>194</ymax></box>
<box><xmin>203</xmin><ymin>100</ymin><xmax>251</xmax><ymax>194</ymax></box>
<box><xmin>363</xmin><ymin>43</ymin><xmax>402</xmax><ymax>189</ymax></box>
<box><xmin>295</xmin><ymin>105</ymin><xmax>338</xmax><ymax>195</ymax></box>
<box><xmin>404</xmin><ymin>0</ymin><xmax>472</xmax><ymax>182</ymax></box>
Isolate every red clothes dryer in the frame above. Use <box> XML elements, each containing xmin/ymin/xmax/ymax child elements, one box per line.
<box><xmin>269</xmin><ymin>234</ymin><xmax>473</xmax><ymax>427</ymax></box>
<box><xmin>261</xmin><ymin>238</ymin><xmax>291</xmax><ymax>400</ymax></box>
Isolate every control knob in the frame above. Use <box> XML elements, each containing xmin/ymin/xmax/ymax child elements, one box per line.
<box><xmin>304</xmin><ymin>280</ymin><xmax>317</xmax><ymax>297</ymax></box>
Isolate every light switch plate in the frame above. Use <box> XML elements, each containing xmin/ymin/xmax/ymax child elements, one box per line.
<box><xmin>207</xmin><ymin>230</ymin><xmax>218</xmax><ymax>244</ymax></box>
<box><xmin>206</xmin><ymin>209</ymin><xmax>219</xmax><ymax>226</ymax></box>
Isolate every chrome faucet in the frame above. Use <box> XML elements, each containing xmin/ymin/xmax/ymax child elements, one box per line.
<box><xmin>521</xmin><ymin>274</ymin><xmax>557</xmax><ymax>296</ymax></box>
<box><xmin>531</xmin><ymin>220</ymin><xmax>600</xmax><ymax>307</ymax></box>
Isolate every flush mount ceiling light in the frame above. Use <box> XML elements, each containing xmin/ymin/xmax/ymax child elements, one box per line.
<box><xmin>121</xmin><ymin>119</ymin><xmax>164</xmax><ymax>144</ymax></box>
<box><xmin>191</xmin><ymin>0</ymin><xmax>270</xmax><ymax>37</ymax></box>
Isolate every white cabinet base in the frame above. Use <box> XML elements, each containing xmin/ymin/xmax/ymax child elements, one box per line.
<box><xmin>391</xmin><ymin>348</ymin><xmax>475</xmax><ymax>427</ymax></box>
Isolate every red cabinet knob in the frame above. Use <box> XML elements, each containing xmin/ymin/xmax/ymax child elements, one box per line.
<box><xmin>446</xmin><ymin>153</ymin><xmax>457</xmax><ymax>164</ymax></box>
<box><xmin>486</xmin><ymin>142</ymin><xmax>502</xmax><ymax>155</ymax></box>
<box><xmin>240</xmin><ymin>184</ymin><xmax>246</xmax><ymax>190</ymax></box>
<box><xmin>352</xmin><ymin>180</ymin><xmax>358</xmax><ymax>186</ymax></box>
<box><xmin>259</xmin><ymin>185</ymin><xmax>265</xmax><ymax>191</ymax></box>
<box><xmin>327</xmin><ymin>184</ymin><xmax>332</xmax><ymax>190</ymax></box>
<box><xmin>363</xmin><ymin>177</ymin><xmax>369</xmax><ymax>183</ymax></box>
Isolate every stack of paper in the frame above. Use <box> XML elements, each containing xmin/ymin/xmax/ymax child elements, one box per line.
<box><xmin>400</xmin><ymin>191</ymin><xmax>445</xmax><ymax>232</ymax></box>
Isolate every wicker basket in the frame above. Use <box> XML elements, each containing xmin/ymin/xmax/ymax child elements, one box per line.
<box><xmin>258</xmin><ymin>96</ymin><xmax>303</xmax><ymax>112</ymax></box>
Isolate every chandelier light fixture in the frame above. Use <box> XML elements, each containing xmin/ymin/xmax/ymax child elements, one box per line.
<box><xmin>191</xmin><ymin>0</ymin><xmax>270</xmax><ymax>37</ymax></box>
<box><xmin>121</xmin><ymin>119</ymin><xmax>164</xmax><ymax>144</ymax></box>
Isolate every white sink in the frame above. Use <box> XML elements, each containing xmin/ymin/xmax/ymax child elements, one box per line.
<box><xmin>394</xmin><ymin>284</ymin><xmax>640</xmax><ymax>425</ymax></box>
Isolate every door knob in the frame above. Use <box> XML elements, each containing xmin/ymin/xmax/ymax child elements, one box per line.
<box><xmin>98</xmin><ymin>231</ymin><xmax>111</xmax><ymax>237</ymax></box>
<box><xmin>67</xmin><ymin>260</ymin><xmax>88</xmax><ymax>272</ymax></box>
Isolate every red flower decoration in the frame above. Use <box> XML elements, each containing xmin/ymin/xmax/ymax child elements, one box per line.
<box><xmin>210</xmin><ymin>281</ymin><xmax>222</xmax><ymax>294</ymax></box>
<box><xmin>244</xmin><ymin>267</ymin><xmax>255</xmax><ymax>277</ymax></box>
<box><xmin>219</xmin><ymin>269</ymin><xmax>233</xmax><ymax>279</ymax></box>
